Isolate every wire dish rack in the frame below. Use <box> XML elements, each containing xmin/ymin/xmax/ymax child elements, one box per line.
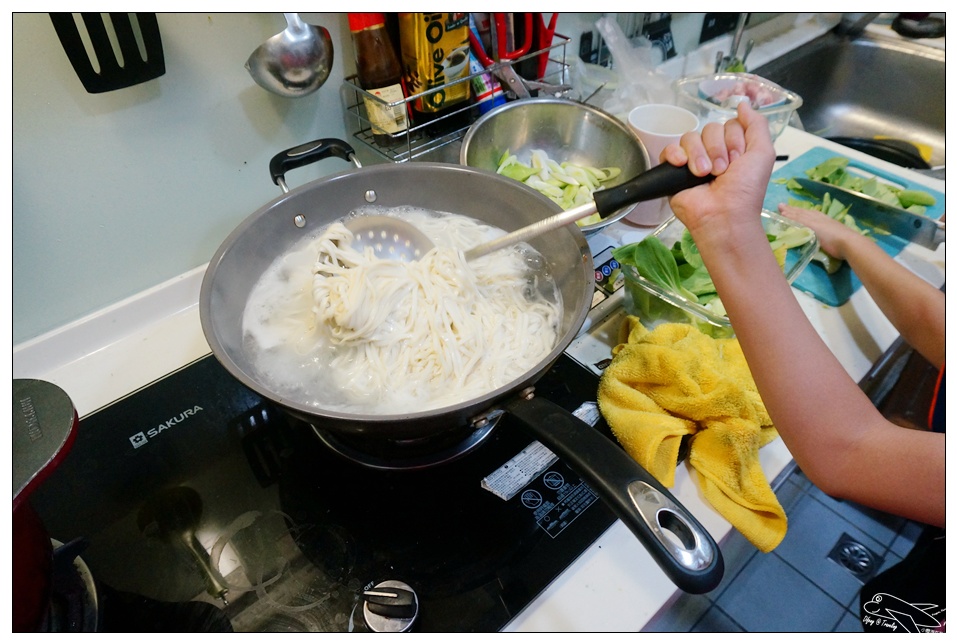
<box><xmin>342</xmin><ymin>34</ymin><xmax>570</xmax><ymax>163</ymax></box>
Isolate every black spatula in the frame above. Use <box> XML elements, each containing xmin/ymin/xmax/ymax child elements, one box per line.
<box><xmin>50</xmin><ymin>12</ymin><xmax>166</xmax><ymax>93</ymax></box>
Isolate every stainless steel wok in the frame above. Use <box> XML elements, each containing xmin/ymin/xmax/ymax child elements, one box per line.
<box><xmin>199</xmin><ymin>138</ymin><xmax>723</xmax><ymax>594</ymax></box>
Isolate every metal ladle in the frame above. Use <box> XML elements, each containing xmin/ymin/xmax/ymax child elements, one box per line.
<box><xmin>245</xmin><ymin>13</ymin><xmax>333</xmax><ymax>98</ymax></box>
<box><xmin>345</xmin><ymin>163</ymin><xmax>713</xmax><ymax>262</ymax></box>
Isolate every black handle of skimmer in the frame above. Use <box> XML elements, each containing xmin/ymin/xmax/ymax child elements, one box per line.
<box><xmin>593</xmin><ymin>163</ymin><xmax>714</xmax><ymax>218</ymax></box>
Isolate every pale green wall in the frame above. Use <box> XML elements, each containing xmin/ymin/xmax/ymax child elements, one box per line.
<box><xmin>12</xmin><ymin>12</ymin><xmax>774</xmax><ymax>345</ymax></box>
<box><xmin>12</xmin><ymin>13</ymin><xmax>354</xmax><ymax>344</ymax></box>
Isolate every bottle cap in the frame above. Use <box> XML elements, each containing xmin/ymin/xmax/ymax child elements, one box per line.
<box><xmin>348</xmin><ymin>13</ymin><xmax>386</xmax><ymax>32</ymax></box>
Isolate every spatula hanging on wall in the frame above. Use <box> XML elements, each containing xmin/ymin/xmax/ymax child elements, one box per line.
<box><xmin>50</xmin><ymin>13</ymin><xmax>166</xmax><ymax>93</ymax></box>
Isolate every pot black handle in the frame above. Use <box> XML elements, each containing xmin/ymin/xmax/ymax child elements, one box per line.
<box><xmin>268</xmin><ymin>138</ymin><xmax>360</xmax><ymax>192</ymax></box>
<box><xmin>593</xmin><ymin>163</ymin><xmax>713</xmax><ymax>219</ymax></box>
<box><xmin>504</xmin><ymin>396</ymin><xmax>724</xmax><ymax>594</ymax></box>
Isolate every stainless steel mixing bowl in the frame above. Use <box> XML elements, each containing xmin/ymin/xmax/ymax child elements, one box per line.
<box><xmin>459</xmin><ymin>97</ymin><xmax>651</xmax><ymax>233</ymax></box>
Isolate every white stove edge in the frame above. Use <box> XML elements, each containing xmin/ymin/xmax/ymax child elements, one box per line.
<box><xmin>11</xmin><ymin>128</ymin><xmax>945</xmax><ymax>633</ymax></box>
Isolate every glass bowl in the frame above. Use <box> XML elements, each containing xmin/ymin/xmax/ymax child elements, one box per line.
<box><xmin>620</xmin><ymin>210</ymin><xmax>819</xmax><ymax>338</ymax></box>
<box><xmin>674</xmin><ymin>72</ymin><xmax>803</xmax><ymax>142</ymax></box>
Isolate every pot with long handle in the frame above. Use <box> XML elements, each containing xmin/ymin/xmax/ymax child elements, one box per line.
<box><xmin>200</xmin><ymin>138</ymin><xmax>723</xmax><ymax>593</ymax></box>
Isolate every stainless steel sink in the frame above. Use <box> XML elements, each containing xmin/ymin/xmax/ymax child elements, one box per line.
<box><xmin>754</xmin><ymin>31</ymin><xmax>945</xmax><ymax>167</ymax></box>
<box><xmin>757</xmin><ymin>28</ymin><xmax>945</xmax><ymax>432</ymax></box>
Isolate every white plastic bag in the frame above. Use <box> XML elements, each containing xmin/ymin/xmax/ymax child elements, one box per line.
<box><xmin>594</xmin><ymin>16</ymin><xmax>675</xmax><ymax>120</ymax></box>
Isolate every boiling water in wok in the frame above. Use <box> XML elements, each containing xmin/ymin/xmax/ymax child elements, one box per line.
<box><xmin>241</xmin><ymin>205</ymin><xmax>563</xmax><ymax>414</ymax></box>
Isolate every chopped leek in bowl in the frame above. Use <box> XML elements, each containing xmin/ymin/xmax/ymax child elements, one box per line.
<box><xmin>496</xmin><ymin>149</ymin><xmax>621</xmax><ymax>226</ymax></box>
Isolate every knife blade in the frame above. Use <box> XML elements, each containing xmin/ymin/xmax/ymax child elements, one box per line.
<box><xmin>793</xmin><ymin>178</ymin><xmax>945</xmax><ymax>250</ymax></box>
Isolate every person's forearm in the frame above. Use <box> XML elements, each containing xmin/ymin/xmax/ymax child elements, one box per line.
<box><xmin>839</xmin><ymin>235</ymin><xmax>945</xmax><ymax>367</ymax></box>
<box><xmin>693</xmin><ymin>223</ymin><xmax>890</xmax><ymax>490</ymax></box>
<box><xmin>693</xmin><ymin>222</ymin><xmax>944</xmax><ymax>525</ymax></box>
<box><xmin>664</xmin><ymin>101</ymin><xmax>945</xmax><ymax>524</ymax></box>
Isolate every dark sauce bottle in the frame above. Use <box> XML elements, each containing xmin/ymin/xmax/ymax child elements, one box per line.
<box><xmin>348</xmin><ymin>13</ymin><xmax>409</xmax><ymax>147</ymax></box>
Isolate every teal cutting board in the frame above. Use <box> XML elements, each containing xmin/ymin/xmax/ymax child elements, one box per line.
<box><xmin>764</xmin><ymin>147</ymin><xmax>945</xmax><ymax>307</ymax></box>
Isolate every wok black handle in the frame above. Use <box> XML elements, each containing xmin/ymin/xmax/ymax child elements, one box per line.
<box><xmin>504</xmin><ymin>396</ymin><xmax>724</xmax><ymax>594</ymax></box>
<box><xmin>593</xmin><ymin>163</ymin><xmax>713</xmax><ymax>219</ymax></box>
<box><xmin>269</xmin><ymin>138</ymin><xmax>359</xmax><ymax>190</ymax></box>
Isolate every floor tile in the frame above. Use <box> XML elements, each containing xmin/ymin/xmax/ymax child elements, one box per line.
<box><xmin>647</xmin><ymin>466</ymin><xmax>920</xmax><ymax>632</ymax></box>
<box><xmin>773</xmin><ymin>494</ymin><xmax>885</xmax><ymax>606</ymax></box>
<box><xmin>690</xmin><ymin>606</ymin><xmax>745</xmax><ymax>633</ymax></box>
<box><xmin>889</xmin><ymin>520</ymin><xmax>923</xmax><ymax>558</ymax></box>
<box><xmin>716</xmin><ymin>552</ymin><xmax>844</xmax><ymax>632</ymax></box>
<box><xmin>705</xmin><ymin>530</ymin><xmax>758</xmax><ymax>602</ymax></box>
<box><xmin>805</xmin><ymin>486</ymin><xmax>903</xmax><ymax>547</ymax></box>
<box><xmin>774</xmin><ymin>478</ymin><xmax>808</xmax><ymax>513</ymax></box>
<box><xmin>834</xmin><ymin>611</ymin><xmax>864</xmax><ymax>633</ymax></box>
<box><xmin>881</xmin><ymin>548</ymin><xmax>903</xmax><ymax>570</ymax></box>
<box><xmin>640</xmin><ymin>592</ymin><xmax>712</xmax><ymax>632</ymax></box>
<box><xmin>783</xmin><ymin>467</ymin><xmax>814</xmax><ymax>492</ymax></box>
<box><xmin>846</xmin><ymin>547</ymin><xmax>903</xmax><ymax>617</ymax></box>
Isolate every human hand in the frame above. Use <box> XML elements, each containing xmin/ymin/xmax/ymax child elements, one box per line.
<box><xmin>776</xmin><ymin>203</ymin><xmax>864</xmax><ymax>261</ymax></box>
<box><xmin>660</xmin><ymin>103</ymin><xmax>777</xmax><ymax>244</ymax></box>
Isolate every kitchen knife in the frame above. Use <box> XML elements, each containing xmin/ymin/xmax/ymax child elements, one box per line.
<box><xmin>793</xmin><ymin>178</ymin><xmax>945</xmax><ymax>250</ymax></box>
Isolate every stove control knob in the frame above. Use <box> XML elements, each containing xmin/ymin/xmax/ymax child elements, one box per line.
<box><xmin>362</xmin><ymin>580</ymin><xmax>419</xmax><ymax>632</ymax></box>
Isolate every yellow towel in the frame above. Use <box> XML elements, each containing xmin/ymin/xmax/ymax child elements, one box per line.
<box><xmin>597</xmin><ymin>316</ymin><xmax>787</xmax><ymax>553</ymax></box>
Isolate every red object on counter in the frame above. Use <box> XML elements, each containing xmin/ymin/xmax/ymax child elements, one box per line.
<box><xmin>470</xmin><ymin>13</ymin><xmax>533</xmax><ymax>67</ymax></box>
<box><xmin>534</xmin><ymin>13</ymin><xmax>559</xmax><ymax>78</ymax></box>
<box><xmin>13</xmin><ymin>379</ymin><xmax>80</xmax><ymax>632</ymax></box>
<box><xmin>13</xmin><ymin>503</ymin><xmax>55</xmax><ymax>632</ymax></box>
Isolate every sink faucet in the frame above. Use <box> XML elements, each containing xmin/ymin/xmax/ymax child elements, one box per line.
<box><xmin>715</xmin><ymin>13</ymin><xmax>752</xmax><ymax>72</ymax></box>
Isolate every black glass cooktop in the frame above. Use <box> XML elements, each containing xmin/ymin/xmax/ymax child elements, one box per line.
<box><xmin>29</xmin><ymin>353</ymin><xmax>618</xmax><ymax>632</ymax></box>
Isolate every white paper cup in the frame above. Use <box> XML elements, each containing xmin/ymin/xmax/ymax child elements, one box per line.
<box><xmin>625</xmin><ymin>104</ymin><xmax>699</xmax><ymax>226</ymax></box>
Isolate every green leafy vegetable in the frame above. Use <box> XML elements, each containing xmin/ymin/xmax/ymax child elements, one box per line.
<box><xmin>613</xmin><ymin>236</ymin><xmax>699</xmax><ymax>302</ymax></box>
<box><xmin>898</xmin><ymin>189</ymin><xmax>937</xmax><ymax>208</ymax></box>
<box><xmin>782</xmin><ymin>155</ymin><xmax>939</xmax><ymax>273</ymax></box>
<box><xmin>796</xmin><ymin>156</ymin><xmax>936</xmax><ymax>214</ymax></box>
<box><xmin>614</xmin><ymin>217</ymin><xmax>813</xmax><ymax>333</ymax></box>
<box><xmin>768</xmin><ymin>225</ymin><xmax>814</xmax><ymax>251</ymax></box>
<box><xmin>678</xmin><ymin>229</ymin><xmax>704</xmax><ymax>270</ymax></box>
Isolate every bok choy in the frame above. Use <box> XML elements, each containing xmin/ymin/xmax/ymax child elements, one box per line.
<box><xmin>496</xmin><ymin>149</ymin><xmax>621</xmax><ymax>225</ymax></box>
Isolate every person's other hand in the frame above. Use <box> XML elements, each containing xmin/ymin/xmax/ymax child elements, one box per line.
<box><xmin>776</xmin><ymin>203</ymin><xmax>865</xmax><ymax>261</ymax></box>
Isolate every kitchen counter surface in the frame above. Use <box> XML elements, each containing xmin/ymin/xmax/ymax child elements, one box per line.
<box><xmin>12</xmin><ymin>127</ymin><xmax>945</xmax><ymax>632</ymax></box>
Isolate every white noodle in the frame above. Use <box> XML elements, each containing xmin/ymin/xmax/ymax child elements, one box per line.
<box><xmin>242</xmin><ymin>207</ymin><xmax>562</xmax><ymax>414</ymax></box>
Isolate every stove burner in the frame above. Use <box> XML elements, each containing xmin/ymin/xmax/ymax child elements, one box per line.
<box><xmin>27</xmin><ymin>353</ymin><xmax>618</xmax><ymax>632</ymax></box>
<box><xmin>308</xmin><ymin>416</ymin><xmax>502</xmax><ymax>471</ymax></box>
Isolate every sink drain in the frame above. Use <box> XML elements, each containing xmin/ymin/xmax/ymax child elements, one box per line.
<box><xmin>827</xmin><ymin>533</ymin><xmax>883</xmax><ymax>582</ymax></box>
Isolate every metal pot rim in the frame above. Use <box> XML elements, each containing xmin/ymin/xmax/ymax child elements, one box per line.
<box><xmin>199</xmin><ymin>161</ymin><xmax>594</xmax><ymax>431</ymax></box>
